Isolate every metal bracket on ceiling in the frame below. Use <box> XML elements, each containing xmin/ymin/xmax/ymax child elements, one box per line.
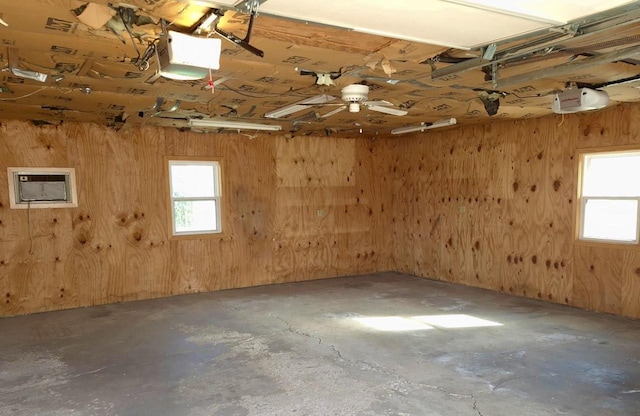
<box><xmin>316</xmin><ymin>73</ymin><xmax>335</xmax><ymax>86</ymax></box>
<box><xmin>213</xmin><ymin>2</ymin><xmax>265</xmax><ymax>58</ymax></box>
<box><xmin>490</xmin><ymin>62</ymin><xmax>499</xmax><ymax>89</ymax></box>
<box><xmin>496</xmin><ymin>45</ymin><xmax>640</xmax><ymax>88</ymax></box>
<box><xmin>143</xmin><ymin>97</ymin><xmax>182</xmax><ymax>119</ymax></box>
<box><xmin>429</xmin><ymin>2</ymin><xmax>640</xmax><ymax>83</ymax></box>
<box><xmin>426</xmin><ymin>56</ymin><xmax>438</xmax><ymax>72</ymax></box>
<box><xmin>237</xmin><ymin>0</ymin><xmax>265</xmax><ymax>16</ymax></box>
<box><xmin>482</xmin><ymin>44</ymin><xmax>497</xmax><ymax>61</ymax></box>
<box><xmin>189</xmin><ymin>0</ymin><xmax>269</xmax><ymax>14</ymax></box>
<box><xmin>429</xmin><ymin>27</ymin><xmax>578</xmax><ymax>81</ymax></box>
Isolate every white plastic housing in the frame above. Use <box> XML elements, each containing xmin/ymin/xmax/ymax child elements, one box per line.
<box><xmin>157</xmin><ymin>31</ymin><xmax>222</xmax><ymax>81</ymax></box>
<box><xmin>342</xmin><ymin>84</ymin><xmax>369</xmax><ymax>102</ymax></box>
<box><xmin>552</xmin><ymin>88</ymin><xmax>609</xmax><ymax>114</ymax></box>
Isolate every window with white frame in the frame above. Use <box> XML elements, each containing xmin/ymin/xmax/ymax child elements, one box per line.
<box><xmin>167</xmin><ymin>159</ymin><xmax>222</xmax><ymax>236</ymax></box>
<box><xmin>578</xmin><ymin>149</ymin><xmax>640</xmax><ymax>244</ymax></box>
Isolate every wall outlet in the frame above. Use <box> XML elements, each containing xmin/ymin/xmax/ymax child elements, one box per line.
<box><xmin>459</xmin><ymin>206</ymin><xmax>466</xmax><ymax>214</ymax></box>
<box><xmin>316</xmin><ymin>209</ymin><xmax>326</xmax><ymax>217</ymax></box>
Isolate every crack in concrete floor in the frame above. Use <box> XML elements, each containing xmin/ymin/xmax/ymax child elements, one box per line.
<box><xmin>268</xmin><ymin>311</ymin><xmax>488</xmax><ymax>416</ymax></box>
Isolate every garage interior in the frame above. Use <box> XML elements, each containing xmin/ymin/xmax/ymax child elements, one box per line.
<box><xmin>1</xmin><ymin>1</ymin><xmax>640</xmax><ymax>415</ymax></box>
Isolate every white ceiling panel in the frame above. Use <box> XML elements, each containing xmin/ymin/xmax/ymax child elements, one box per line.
<box><xmin>448</xmin><ymin>0</ymin><xmax>638</xmax><ymax>23</ymax></box>
<box><xmin>257</xmin><ymin>0</ymin><xmax>640</xmax><ymax>49</ymax></box>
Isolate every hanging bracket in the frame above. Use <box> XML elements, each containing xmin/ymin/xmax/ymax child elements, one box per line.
<box><xmin>213</xmin><ymin>8</ymin><xmax>264</xmax><ymax>58</ymax></box>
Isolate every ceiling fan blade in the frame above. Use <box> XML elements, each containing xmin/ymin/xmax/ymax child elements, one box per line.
<box><xmin>264</xmin><ymin>94</ymin><xmax>336</xmax><ymax>118</ymax></box>
<box><xmin>367</xmin><ymin>105</ymin><xmax>408</xmax><ymax>116</ymax></box>
<box><xmin>320</xmin><ymin>105</ymin><xmax>347</xmax><ymax>118</ymax></box>
<box><xmin>362</xmin><ymin>100</ymin><xmax>393</xmax><ymax>106</ymax></box>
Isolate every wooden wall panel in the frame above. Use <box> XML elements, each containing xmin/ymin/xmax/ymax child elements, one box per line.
<box><xmin>622</xmin><ymin>251</ymin><xmax>640</xmax><ymax>318</ymax></box>
<box><xmin>271</xmin><ymin>137</ymin><xmax>392</xmax><ymax>281</ymax></box>
<box><xmin>0</xmin><ymin>122</ymin><xmax>79</xmax><ymax>315</ymax></box>
<box><xmin>0</xmin><ymin>121</ymin><xmax>392</xmax><ymax>316</ymax></box>
<box><xmin>3</xmin><ymin>102</ymin><xmax>639</xmax><ymax>319</ymax></box>
<box><xmin>577</xmin><ymin>104</ymin><xmax>631</xmax><ymax>148</ymax></box>
<box><xmin>573</xmin><ymin>246</ymin><xmax>623</xmax><ymax>315</ymax></box>
<box><xmin>392</xmin><ymin>104</ymin><xmax>640</xmax><ymax>319</ymax></box>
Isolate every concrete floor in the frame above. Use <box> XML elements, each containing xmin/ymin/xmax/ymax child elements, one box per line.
<box><xmin>1</xmin><ymin>272</ymin><xmax>639</xmax><ymax>416</ymax></box>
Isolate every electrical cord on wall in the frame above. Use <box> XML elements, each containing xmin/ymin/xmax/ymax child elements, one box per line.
<box><xmin>27</xmin><ymin>201</ymin><xmax>34</xmax><ymax>255</ymax></box>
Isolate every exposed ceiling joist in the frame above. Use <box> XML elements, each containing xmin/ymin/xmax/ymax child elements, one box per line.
<box><xmin>496</xmin><ymin>45</ymin><xmax>640</xmax><ymax>88</ymax></box>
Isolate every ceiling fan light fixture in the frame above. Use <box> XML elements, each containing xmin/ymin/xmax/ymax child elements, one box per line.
<box><xmin>391</xmin><ymin>118</ymin><xmax>457</xmax><ymax>135</ymax></box>
<box><xmin>189</xmin><ymin>119</ymin><xmax>282</xmax><ymax>131</ymax></box>
<box><xmin>341</xmin><ymin>84</ymin><xmax>369</xmax><ymax>102</ymax></box>
<box><xmin>348</xmin><ymin>102</ymin><xmax>361</xmax><ymax>113</ymax></box>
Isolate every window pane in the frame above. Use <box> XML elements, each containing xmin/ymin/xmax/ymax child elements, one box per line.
<box><xmin>583</xmin><ymin>154</ymin><xmax>640</xmax><ymax>197</ymax></box>
<box><xmin>173</xmin><ymin>200</ymin><xmax>218</xmax><ymax>233</ymax></box>
<box><xmin>583</xmin><ymin>199</ymin><xmax>638</xmax><ymax>242</ymax></box>
<box><xmin>170</xmin><ymin>164</ymin><xmax>217</xmax><ymax>198</ymax></box>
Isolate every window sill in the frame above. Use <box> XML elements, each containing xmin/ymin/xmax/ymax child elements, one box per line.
<box><xmin>573</xmin><ymin>238</ymin><xmax>640</xmax><ymax>251</ymax></box>
<box><xmin>169</xmin><ymin>231</ymin><xmax>227</xmax><ymax>241</ymax></box>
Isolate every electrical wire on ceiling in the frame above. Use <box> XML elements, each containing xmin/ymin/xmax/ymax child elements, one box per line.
<box><xmin>85</xmin><ymin>69</ymin><xmax>145</xmax><ymax>80</ymax></box>
<box><xmin>508</xmin><ymin>91</ymin><xmax>556</xmax><ymax>99</ymax></box>
<box><xmin>118</xmin><ymin>7</ymin><xmax>143</xmax><ymax>65</ymax></box>
<box><xmin>238</xmin><ymin>132</ymin><xmax>258</xmax><ymax>139</ymax></box>
<box><xmin>114</xmin><ymin>3</ymin><xmax>193</xmax><ymax>71</ymax></box>
<box><xmin>0</xmin><ymin>86</ymin><xmax>48</xmax><ymax>101</ymax></box>
<box><xmin>218</xmin><ymin>83</ymin><xmax>334</xmax><ymax>99</ymax></box>
<box><xmin>215</xmin><ymin>84</ymin><xmax>288</xmax><ymax>98</ymax></box>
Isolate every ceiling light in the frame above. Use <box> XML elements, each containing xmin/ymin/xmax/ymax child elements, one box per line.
<box><xmin>264</xmin><ymin>95</ymin><xmax>335</xmax><ymax>118</ymax></box>
<box><xmin>10</xmin><ymin>68</ymin><xmax>48</xmax><ymax>82</ymax></box>
<box><xmin>391</xmin><ymin>118</ymin><xmax>457</xmax><ymax>135</ymax></box>
<box><xmin>196</xmin><ymin>11</ymin><xmax>219</xmax><ymax>34</ymax></box>
<box><xmin>189</xmin><ymin>119</ymin><xmax>282</xmax><ymax>131</ymax></box>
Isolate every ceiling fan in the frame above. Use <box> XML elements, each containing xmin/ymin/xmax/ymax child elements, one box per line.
<box><xmin>264</xmin><ymin>84</ymin><xmax>408</xmax><ymax>119</ymax></box>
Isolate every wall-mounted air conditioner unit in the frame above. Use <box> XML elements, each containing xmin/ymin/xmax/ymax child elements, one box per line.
<box><xmin>7</xmin><ymin>167</ymin><xmax>78</xmax><ymax>209</ymax></box>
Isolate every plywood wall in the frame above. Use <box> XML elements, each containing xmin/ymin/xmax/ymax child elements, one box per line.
<box><xmin>0</xmin><ymin>121</ymin><xmax>393</xmax><ymax>316</ymax></box>
<box><xmin>3</xmin><ymin>103</ymin><xmax>639</xmax><ymax>319</ymax></box>
<box><xmin>391</xmin><ymin>103</ymin><xmax>640</xmax><ymax>319</ymax></box>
